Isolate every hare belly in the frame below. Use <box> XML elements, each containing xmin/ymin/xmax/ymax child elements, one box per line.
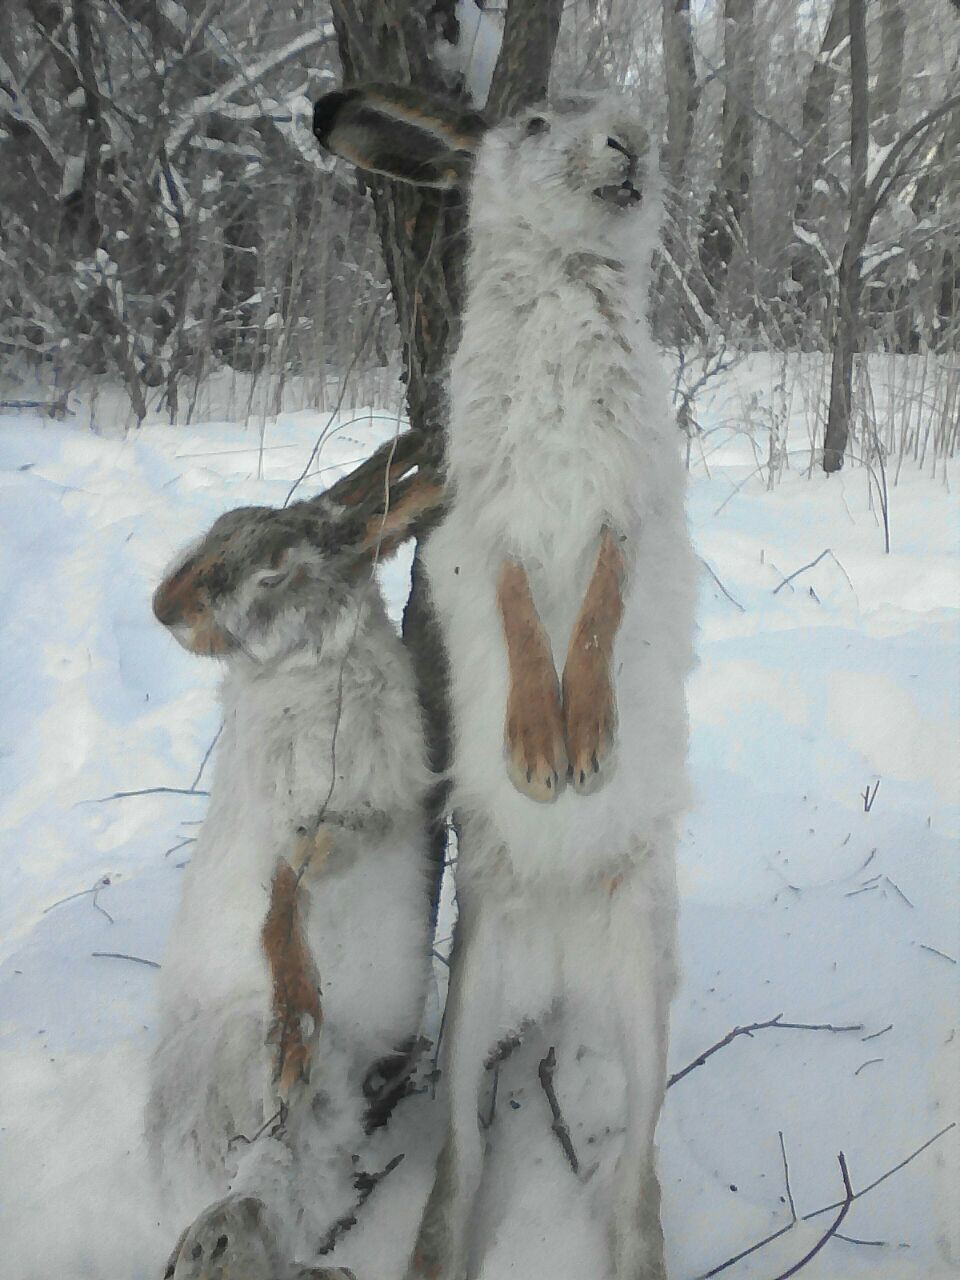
<box><xmin>304</xmin><ymin>840</ymin><xmax>429</xmax><ymax>1060</ymax></box>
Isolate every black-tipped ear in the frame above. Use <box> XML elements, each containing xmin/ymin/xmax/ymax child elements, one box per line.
<box><xmin>313</xmin><ymin>83</ymin><xmax>487</xmax><ymax>189</ymax></box>
<box><xmin>354</xmin><ymin>471</ymin><xmax>446</xmax><ymax>563</ymax></box>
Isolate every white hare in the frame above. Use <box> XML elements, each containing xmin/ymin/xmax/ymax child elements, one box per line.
<box><xmin>315</xmin><ymin>89</ymin><xmax>698</xmax><ymax>1280</ymax></box>
<box><xmin>147</xmin><ymin>461</ymin><xmax>442</xmax><ymax>1279</ymax></box>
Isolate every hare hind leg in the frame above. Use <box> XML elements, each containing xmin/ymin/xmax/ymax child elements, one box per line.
<box><xmin>405</xmin><ymin>899</ymin><xmax>504</xmax><ymax>1280</ymax></box>
<box><xmin>497</xmin><ymin>559</ymin><xmax>568</xmax><ymax>804</ymax></box>
<box><xmin>561</xmin><ymin>526</ymin><xmax>625</xmax><ymax>797</ymax></box>
<box><xmin>604</xmin><ymin>879</ymin><xmax>675</xmax><ymax>1280</ymax></box>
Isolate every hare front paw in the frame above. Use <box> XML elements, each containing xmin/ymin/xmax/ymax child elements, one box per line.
<box><xmin>504</xmin><ymin>667</ymin><xmax>568</xmax><ymax>803</ymax></box>
<box><xmin>562</xmin><ymin>647</ymin><xmax>617</xmax><ymax>796</ymax></box>
<box><xmin>163</xmin><ymin>1195</ymin><xmax>283</xmax><ymax>1279</ymax></box>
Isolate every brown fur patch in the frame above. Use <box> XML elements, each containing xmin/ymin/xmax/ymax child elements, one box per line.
<box><xmin>497</xmin><ymin>560</ymin><xmax>567</xmax><ymax>802</ymax></box>
<box><xmin>562</xmin><ymin>526</ymin><xmax>625</xmax><ymax>794</ymax></box>
<box><xmin>261</xmin><ymin>857</ymin><xmax>322</xmax><ymax>1100</ymax></box>
<box><xmin>358</xmin><ymin>473</ymin><xmax>446</xmax><ymax>561</ymax></box>
<box><xmin>154</xmin><ymin>554</ymin><xmax>236</xmax><ymax>655</ymax></box>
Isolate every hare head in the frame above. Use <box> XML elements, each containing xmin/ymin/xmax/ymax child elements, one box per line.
<box><xmin>313</xmin><ymin>84</ymin><xmax>659</xmax><ymax>241</ymax></box>
<box><xmin>154</xmin><ymin>470</ymin><xmax>442</xmax><ymax>662</ymax></box>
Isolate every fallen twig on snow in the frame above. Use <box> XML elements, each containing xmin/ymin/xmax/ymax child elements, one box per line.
<box><xmin>666</xmin><ymin>1014</ymin><xmax>863</xmax><ymax>1090</ymax></box>
<box><xmin>694</xmin><ymin>1122</ymin><xmax>956</xmax><ymax>1279</ymax></box>
<box><xmin>538</xmin><ymin>1046</ymin><xmax>580</xmax><ymax>1175</ymax></box>
<box><xmin>778</xmin><ymin>1131</ymin><xmax>798</xmax><ymax>1223</ymax></box>
<box><xmin>314</xmin><ymin>1154</ymin><xmax>405</xmax><ymax>1255</ymax></box>
<box><xmin>917</xmin><ymin>943</ymin><xmax>957</xmax><ymax>964</ymax></box>
<box><xmin>772</xmin><ymin>548</ymin><xmax>857</xmax><ymax>602</ymax></box>
<box><xmin>43</xmin><ymin>874</ymin><xmax>114</xmax><ymax>922</ymax></box>
<box><xmin>699</xmin><ymin>558</ymin><xmax>746</xmax><ymax>612</ymax></box>
<box><xmin>91</xmin><ymin>951</ymin><xmax>160</xmax><ymax>968</ymax></box>
<box><xmin>861</xmin><ymin>1023</ymin><xmax>892</xmax><ymax>1042</ymax></box>
<box><xmin>854</xmin><ymin>1057</ymin><xmax>883</xmax><ymax>1076</ymax></box>
<box><xmin>90</xmin><ymin>786</ymin><xmax>210</xmax><ymax>802</ymax></box>
<box><xmin>768</xmin><ymin>1152</ymin><xmax>853</xmax><ymax>1280</ymax></box>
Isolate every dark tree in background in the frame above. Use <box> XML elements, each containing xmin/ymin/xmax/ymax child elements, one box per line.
<box><xmin>326</xmin><ymin>0</ymin><xmax>563</xmax><ymax>912</ymax></box>
<box><xmin>1</xmin><ymin>1</ymin><xmax>958</xmax><ymax>474</ymax></box>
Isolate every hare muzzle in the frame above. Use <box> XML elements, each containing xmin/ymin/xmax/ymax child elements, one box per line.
<box><xmin>153</xmin><ymin>561</ymin><xmax>234</xmax><ymax>655</ymax></box>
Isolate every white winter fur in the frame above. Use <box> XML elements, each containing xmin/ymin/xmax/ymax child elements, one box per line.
<box><xmin>412</xmin><ymin>96</ymin><xmax>698</xmax><ymax>1279</ymax></box>
<box><xmin>147</xmin><ymin>527</ymin><xmax>433</xmax><ymax>1266</ymax></box>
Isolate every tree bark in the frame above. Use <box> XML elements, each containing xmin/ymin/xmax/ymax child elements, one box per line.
<box><xmin>661</xmin><ymin>0</ymin><xmax>700</xmax><ymax>190</ymax></box>
<box><xmin>698</xmin><ymin>0</ymin><xmax>755</xmax><ymax>311</ymax></box>
<box><xmin>328</xmin><ymin>0</ymin><xmax>564</xmax><ymax>920</ymax></box>
<box><xmin>872</xmin><ymin>0</ymin><xmax>906</xmax><ymax>147</ymax></box>
<box><xmin>791</xmin><ymin>0</ymin><xmax>848</xmax><ymax>303</ymax></box>
<box><xmin>823</xmin><ymin>0</ymin><xmax>868</xmax><ymax>473</ymax></box>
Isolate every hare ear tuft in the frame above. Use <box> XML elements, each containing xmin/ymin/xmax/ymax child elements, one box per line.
<box><xmin>313</xmin><ymin>84</ymin><xmax>487</xmax><ymax>189</ymax></box>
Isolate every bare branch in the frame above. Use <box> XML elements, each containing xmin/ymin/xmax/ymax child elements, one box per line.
<box><xmin>538</xmin><ymin>1046</ymin><xmax>580</xmax><ymax>1175</ymax></box>
<box><xmin>778</xmin><ymin>1131</ymin><xmax>798</xmax><ymax>1223</ymax></box>
<box><xmin>90</xmin><ymin>786</ymin><xmax>210</xmax><ymax>802</ymax></box>
<box><xmin>91</xmin><ymin>951</ymin><xmax>160</xmax><ymax>968</ymax></box>
<box><xmin>166</xmin><ymin>25</ymin><xmax>336</xmax><ymax>158</ymax></box>
<box><xmin>667</xmin><ymin>1014</ymin><xmax>863</xmax><ymax>1090</ymax></box>
<box><xmin>189</xmin><ymin>726</ymin><xmax>223</xmax><ymax>792</ymax></box>
<box><xmin>696</xmin><ymin>1123</ymin><xmax>956</xmax><ymax>1279</ymax></box>
<box><xmin>769</xmin><ymin>1152</ymin><xmax>853</xmax><ymax>1280</ymax></box>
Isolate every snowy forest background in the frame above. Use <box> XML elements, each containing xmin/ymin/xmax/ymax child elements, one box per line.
<box><xmin>1</xmin><ymin>0</ymin><xmax>958</xmax><ymax>448</ymax></box>
<box><xmin>1</xmin><ymin>2</ymin><xmax>959</xmax><ymax>1279</ymax></box>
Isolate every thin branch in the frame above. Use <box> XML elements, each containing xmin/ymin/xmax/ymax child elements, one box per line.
<box><xmin>537</xmin><ymin>1046</ymin><xmax>580</xmax><ymax>1175</ymax></box>
<box><xmin>282</xmin><ymin>312</ymin><xmax>380</xmax><ymax>507</ymax></box>
<box><xmin>166</xmin><ymin>25</ymin><xmax>335</xmax><ymax>157</ymax></box>
<box><xmin>667</xmin><ymin>1015</ymin><xmax>863</xmax><ymax>1090</ymax></box>
<box><xmin>43</xmin><ymin>874</ymin><xmax>113</xmax><ymax>916</ymax></box>
<box><xmin>700</xmin><ymin>557</ymin><xmax>746</xmax><ymax>611</ymax></box>
<box><xmin>917</xmin><ymin>943</ymin><xmax>957</xmax><ymax>964</ymax></box>
<box><xmin>91</xmin><ymin>951</ymin><xmax>160</xmax><ymax>968</ymax></box>
<box><xmin>769</xmin><ymin>1153</ymin><xmax>853</xmax><ymax>1280</ymax></box>
<box><xmin>697</xmin><ymin>1123</ymin><xmax>957</xmax><ymax>1279</ymax></box>
<box><xmin>164</xmin><ymin>836</ymin><xmax>196</xmax><ymax>858</ymax></box>
<box><xmin>188</xmin><ymin>725</ymin><xmax>222</xmax><ymax>792</ymax></box>
<box><xmin>90</xmin><ymin>786</ymin><xmax>210</xmax><ymax>802</ymax></box>
<box><xmin>854</xmin><ymin>1057</ymin><xmax>883</xmax><ymax>1075</ymax></box>
<box><xmin>806</xmin><ymin>1123</ymin><xmax>956</xmax><ymax>1220</ymax></box>
<box><xmin>778</xmin><ymin>1131</ymin><xmax>798</xmax><ymax>1223</ymax></box>
<box><xmin>861</xmin><ymin>1023</ymin><xmax>892</xmax><ymax>1042</ymax></box>
<box><xmin>867</xmin><ymin>92</ymin><xmax>960</xmax><ymax>224</ymax></box>
<box><xmin>314</xmin><ymin>1154</ymin><xmax>404</xmax><ymax>1254</ymax></box>
<box><xmin>772</xmin><ymin>548</ymin><xmax>832</xmax><ymax>595</ymax></box>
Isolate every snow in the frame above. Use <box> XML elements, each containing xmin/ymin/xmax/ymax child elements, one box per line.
<box><xmin>1</xmin><ymin>355</ymin><xmax>958</xmax><ymax>1279</ymax></box>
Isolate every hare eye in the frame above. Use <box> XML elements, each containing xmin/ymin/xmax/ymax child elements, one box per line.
<box><xmin>257</xmin><ymin>571</ymin><xmax>288</xmax><ymax>589</ymax></box>
<box><xmin>526</xmin><ymin>116</ymin><xmax>549</xmax><ymax>137</ymax></box>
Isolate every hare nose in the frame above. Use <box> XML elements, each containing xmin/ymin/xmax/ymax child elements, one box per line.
<box><xmin>153</xmin><ymin>570</ymin><xmax>200</xmax><ymax>627</ymax></box>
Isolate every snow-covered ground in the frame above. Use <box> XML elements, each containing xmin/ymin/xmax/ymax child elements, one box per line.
<box><xmin>0</xmin><ymin>357</ymin><xmax>957</xmax><ymax>1279</ymax></box>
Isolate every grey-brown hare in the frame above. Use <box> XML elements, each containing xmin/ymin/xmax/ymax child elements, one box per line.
<box><xmin>148</xmin><ymin>467</ymin><xmax>442</xmax><ymax>1279</ymax></box>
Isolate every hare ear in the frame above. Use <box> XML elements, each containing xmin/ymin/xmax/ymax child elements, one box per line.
<box><xmin>313</xmin><ymin>84</ymin><xmax>487</xmax><ymax>188</ymax></box>
<box><xmin>354</xmin><ymin>470</ymin><xmax>446</xmax><ymax>563</ymax></box>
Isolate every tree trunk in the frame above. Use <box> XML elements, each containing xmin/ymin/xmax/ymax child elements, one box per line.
<box><xmin>659</xmin><ymin>0</ymin><xmax>703</xmax><ymax>342</ymax></box>
<box><xmin>328</xmin><ymin>0</ymin><xmax>563</xmax><ymax>919</ymax></box>
<box><xmin>792</xmin><ymin>0</ymin><xmax>848</xmax><ymax>304</ymax></box>
<box><xmin>823</xmin><ymin>0</ymin><xmax>869</xmax><ymax>472</ymax></box>
<box><xmin>698</xmin><ymin>0</ymin><xmax>754</xmax><ymax>311</ymax></box>
<box><xmin>872</xmin><ymin>0</ymin><xmax>906</xmax><ymax>147</ymax></box>
<box><xmin>661</xmin><ymin>0</ymin><xmax>699</xmax><ymax>189</ymax></box>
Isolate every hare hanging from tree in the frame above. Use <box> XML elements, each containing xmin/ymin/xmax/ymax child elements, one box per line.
<box><xmin>147</xmin><ymin>456</ymin><xmax>443</xmax><ymax>1280</ymax></box>
<box><xmin>315</xmin><ymin>88</ymin><xmax>697</xmax><ymax>1280</ymax></box>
